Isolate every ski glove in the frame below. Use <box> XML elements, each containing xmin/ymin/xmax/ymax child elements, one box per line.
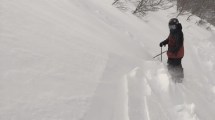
<box><xmin>160</xmin><ymin>39</ymin><xmax>168</xmax><ymax>47</ymax></box>
<box><xmin>159</xmin><ymin>42</ymin><xmax>163</xmax><ymax>47</ymax></box>
<box><xmin>159</xmin><ymin>41</ymin><xmax>166</xmax><ymax>47</ymax></box>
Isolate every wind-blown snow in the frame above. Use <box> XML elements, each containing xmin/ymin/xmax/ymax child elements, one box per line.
<box><xmin>0</xmin><ymin>0</ymin><xmax>215</xmax><ymax>120</ymax></box>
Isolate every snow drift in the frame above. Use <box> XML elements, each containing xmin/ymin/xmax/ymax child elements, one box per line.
<box><xmin>0</xmin><ymin>0</ymin><xmax>215</xmax><ymax>120</ymax></box>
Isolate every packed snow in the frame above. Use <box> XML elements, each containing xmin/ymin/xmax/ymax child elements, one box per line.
<box><xmin>0</xmin><ymin>0</ymin><xmax>215</xmax><ymax>120</ymax></box>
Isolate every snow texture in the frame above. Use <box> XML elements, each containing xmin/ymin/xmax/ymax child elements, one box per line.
<box><xmin>0</xmin><ymin>0</ymin><xmax>215</xmax><ymax>120</ymax></box>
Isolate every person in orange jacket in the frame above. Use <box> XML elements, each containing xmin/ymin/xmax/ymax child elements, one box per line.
<box><xmin>159</xmin><ymin>18</ymin><xmax>184</xmax><ymax>80</ymax></box>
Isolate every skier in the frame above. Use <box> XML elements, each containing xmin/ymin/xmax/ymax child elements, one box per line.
<box><xmin>159</xmin><ymin>18</ymin><xmax>184</xmax><ymax>82</ymax></box>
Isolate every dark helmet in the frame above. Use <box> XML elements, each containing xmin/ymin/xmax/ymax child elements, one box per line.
<box><xmin>169</xmin><ymin>18</ymin><xmax>179</xmax><ymax>25</ymax></box>
<box><xmin>168</xmin><ymin>18</ymin><xmax>179</xmax><ymax>31</ymax></box>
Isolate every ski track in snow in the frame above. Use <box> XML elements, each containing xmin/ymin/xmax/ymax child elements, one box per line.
<box><xmin>1</xmin><ymin>0</ymin><xmax>215</xmax><ymax>120</ymax></box>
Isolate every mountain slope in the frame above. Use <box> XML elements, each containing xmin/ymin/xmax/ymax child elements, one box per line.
<box><xmin>0</xmin><ymin>0</ymin><xmax>215</xmax><ymax>120</ymax></box>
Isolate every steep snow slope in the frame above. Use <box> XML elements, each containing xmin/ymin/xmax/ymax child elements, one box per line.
<box><xmin>0</xmin><ymin>0</ymin><xmax>215</xmax><ymax>120</ymax></box>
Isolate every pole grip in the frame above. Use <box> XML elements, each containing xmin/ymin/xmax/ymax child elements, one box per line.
<box><xmin>161</xmin><ymin>47</ymin><xmax>162</xmax><ymax>62</ymax></box>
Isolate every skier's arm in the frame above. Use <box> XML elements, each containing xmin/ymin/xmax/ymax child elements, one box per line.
<box><xmin>162</xmin><ymin>38</ymin><xmax>169</xmax><ymax>46</ymax></box>
<box><xmin>159</xmin><ymin>38</ymin><xmax>169</xmax><ymax>47</ymax></box>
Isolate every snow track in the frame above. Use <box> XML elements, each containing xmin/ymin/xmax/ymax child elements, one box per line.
<box><xmin>83</xmin><ymin>54</ymin><xmax>141</xmax><ymax>120</ymax></box>
<box><xmin>82</xmin><ymin>56</ymin><xmax>172</xmax><ymax>120</ymax></box>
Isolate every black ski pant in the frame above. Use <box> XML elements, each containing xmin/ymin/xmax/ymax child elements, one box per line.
<box><xmin>167</xmin><ymin>58</ymin><xmax>184</xmax><ymax>79</ymax></box>
<box><xmin>167</xmin><ymin>58</ymin><xmax>182</xmax><ymax>68</ymax></box>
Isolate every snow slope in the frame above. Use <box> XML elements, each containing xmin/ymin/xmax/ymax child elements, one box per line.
<box><xmin>0</xmin><ymin>0</ymin><xmax>215</xmax><ymax>120</ymax></box>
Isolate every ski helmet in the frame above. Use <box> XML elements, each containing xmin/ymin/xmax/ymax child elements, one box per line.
<box><xmin>168</xmin><ymin>18</ymin><xmax>179</xmax><ymax>30</ymax></box>
<box><xmin>169</xmin><ymin>18</ymin><xmax>179</xmax><ymax>25</ymax></box>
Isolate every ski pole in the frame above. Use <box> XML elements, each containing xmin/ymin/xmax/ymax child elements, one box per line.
<box><xmin>153</xmin><ymin>50</ymin><xmax>167</xmax><ymax>59</ymax></box>
<box><xmin>161</xmin><ymin>47</ymin><xmax>162</xmax><ymax>62</ymax></box>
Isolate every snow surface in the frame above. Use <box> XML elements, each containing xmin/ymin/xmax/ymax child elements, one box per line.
<box><xmin>0</xmin><ymin>0</ymin><xmax>215</xmax><ymax>120</ymax></box>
